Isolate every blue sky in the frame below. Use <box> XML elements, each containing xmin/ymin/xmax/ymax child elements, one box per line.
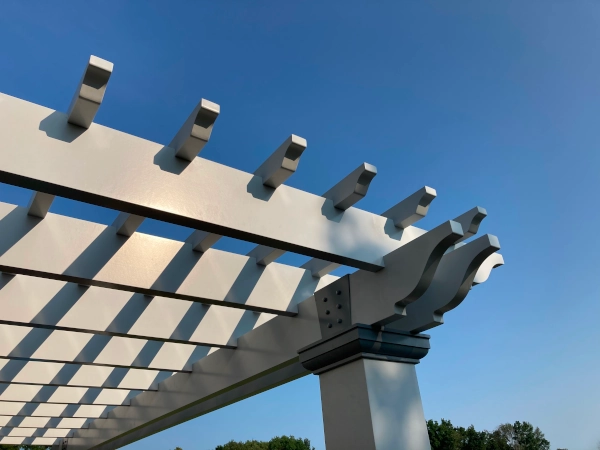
<box><xmin>0</xmin><ymin>1</ymin><xmax>599</xmax><ymax>449</ymax></box>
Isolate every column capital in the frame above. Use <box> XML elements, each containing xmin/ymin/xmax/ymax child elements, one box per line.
<box><xmin>298</xmin><ymin>324</ymin><xmax>430</xmax><ymax>375</ymax></box>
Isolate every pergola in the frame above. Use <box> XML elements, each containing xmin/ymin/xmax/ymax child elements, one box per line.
<box><xmin>0</xmin><ymin>56</ymin><xmax>503</xmax><ymax>450</ymax></box>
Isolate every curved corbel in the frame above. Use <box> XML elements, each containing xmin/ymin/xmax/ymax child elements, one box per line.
<box><xmin>453</xmin><ymin>206</ymin><xmax>487</xmax><ymax>243</ymax></box>
<box><xmin>348</xmin><ymin>220</ymin><xmax>464</xmax><ymax>326</ymax></box>
<box><xmin>388</xmin><ymin>234</ymin><xmax>501</xmax><ymax>334</ymax></box>
<box><xmin>473</xmin><ymin>252</ymin><xmax>504</xmax><ymax>285</ymax></box>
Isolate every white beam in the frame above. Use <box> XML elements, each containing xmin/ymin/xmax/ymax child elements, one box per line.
<box><xmin>67</xmin><ymin>56</ymin><xmax>113</xmax><ymax>129</ymax></box>
<box><xmin>0</xmin><ymin>92</ymin><xmax>430</xmax><ymax>271</ymax></box>
<box><xmin>0</xmin><ymin>416</ymin><xmax>88</xmax><ymax>429</ymax></box>
<box><xmin>1</xmin><ymin>436</ymin><xmax>59</xmax><ymax>445</ymax></box>
<box><xmin>0</xmin><ymin>359</ymin><xmax>171</xmax><ymax>391</ymax></box>
<box><xmin>169</xmin><ymin>99</ymin><xmax>220</xmax><ymax>162</ymax></box>
<box><xmin>0</xmin><ymin>383</ymin><xmax>138</xmax><ymax>406</ymax></box>
<box><xmin>0</xmin><ymin>273</ymin><xmax>288</xmax><ymax>348</ymax></box>
<box><xmin>0</xmin><ymin>402</ymin><xmax>111</xmax><ymax>419</ymax></box>
<box><xmin>27</xmin><ymin>192</ymin><xmax>55</xmax><ymax>219</ymax></box>
<box><xmin>0</xmin><ymin>324</ymin><xmax>209</xmax><ymax>372</ymax></box>
<box><xmin>381</xmin><ymin>186</ymin><xmax>437</xmax><ymax>229</ymax></box>
<box><xmin>254</xmin><ymin>135</ymin><xmax>307</xmax><ymax>188</ymax></box>
<box><xmin>0</xmin><ymin>202</ymin><xmax>338</xmax><ymax>315</ymax></box>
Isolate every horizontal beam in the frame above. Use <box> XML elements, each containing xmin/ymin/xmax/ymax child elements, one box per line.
<box><xmin>0</xmin><ymin>383</ymin><xmax>138</xmax><ymax>406</ymax></box>
<box><xmin>0</xmin><ymin>359</ymin><xmax>171</xmax><ymax>391</ymax></box>
<box><xmin>66</xmin><ymin>55</ymin><xmax>113</xmax><ymax>129</ymax></box>
<box><xmin>0</xmin><ymin>436</ymin><xmax>59</xmax><ymax>445</ymax></box>
<box><xmin>67</xmin><ymin>215</ymin><xmax>502</xmax><ymax>449</ymax></box>
<box><xmin>0</xmin><ymin>202</ymin><xmax>337</xmax><ymax>316</ymax></box>
<box><xmin>67</xmin><ymin>304</ymin><xmax>321</xmax><ymax>450</ymax></box>
<box><xmin>0</xmin><ymin>324</ymin><xmax>208</xmax><ymax>372</ymax></box>
<box><xmin>0</xmin><ymin>92</ymin><xmax>429</xmax><ymax>271</ymax></box>
<box><xmin>0</xmin><ymin>427</ymin><xmax>71</xmax><ymax>438</ymax></box>
<box><xmin>0</xmin><ymin>416</ymin><xmax>87</xmax><ymax>429</ymax></box>
<box><xmin>0</xmin><ymin>272</ymin><xmax>304</xmax><ymax>348</ymax></box>
<box><xmin>0</xmin><ymin>402</ymin><xmax>112</xmax><ymax>419</ymax></box>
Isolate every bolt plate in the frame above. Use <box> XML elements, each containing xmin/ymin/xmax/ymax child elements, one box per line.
<box><xmin>314</xmin><ymin>275</ymin><xmax>352</xmax><ymax>340</ymax></box>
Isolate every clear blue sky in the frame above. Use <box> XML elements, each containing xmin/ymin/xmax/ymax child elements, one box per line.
<box><xmin>0</xmin><ymin>1</ymin><xmax>599</xmax><ymax>449</ymax></box>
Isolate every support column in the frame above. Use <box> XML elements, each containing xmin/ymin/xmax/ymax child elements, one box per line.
<box><xmin>299</xmin><ymin>325</ymin><xmax>431</xmax><ymax>450</ymax></box>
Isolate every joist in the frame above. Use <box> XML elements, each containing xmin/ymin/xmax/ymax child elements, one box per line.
<box><xmin>0</xmin><ymin>324</ymin><xmax>208</xmax><ymax>372</ymax></box>
<box><xmin>0</xmin><ymin>359</ymin><xmax>171</xmax><ymax>391</ymax></box>
<box><xmin>0</xmin><ymin>202</ymin><xmax>338</xmax><ymax>316</ymax></box>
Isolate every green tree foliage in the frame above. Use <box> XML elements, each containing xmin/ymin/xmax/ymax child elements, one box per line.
<box><xmin>0</xmin><ymin>446</ymin><xmax>50</xmax><ymax>450</ymax></box>
<box><xmin>0</xmin><ymin>445</ymin><xmax>50</xmax><ymax>450</ymax></box>
<box><xmin>427</xmin><ymin>419</ymin><xmax>549</xmax><ymax>450</ymax></box>
<box><xmin>214</xmin><ymin>436</ymin><xmax>314</xmax><ymax>450</ymax></box>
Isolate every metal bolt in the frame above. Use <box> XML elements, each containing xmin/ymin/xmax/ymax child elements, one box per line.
<box><xmin>336</xmin><ymin>304</ymin><xmax>342</xmax><ymax>309</ymax></box>
<box><xmin>323</xmin><ymin>297</ymin><xmax>328</xmax><ymax>302</ymax></box>
<box><xmin>327</xmin><ymin>323</ymin><xmax>333</xmax><ymax>328</ymax></box>
<box><xmin>325</xmin><ymin>310</ymin><xmax>330</xmax><ymax>315</ymax></box>
<box><xmin>337</xmin><ymin>319</ymin><xmax>343</xmax><ymax>324</ymax></box>
<box><xmin>336</xmin><ymin>290</ymin><xmax>342</xmax><ymax>295</ymax></box>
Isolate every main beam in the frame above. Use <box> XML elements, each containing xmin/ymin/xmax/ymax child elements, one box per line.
<box><xmin>0</xmin><ymin>92</ymin><xmax>428</xmax><ymax>271</ymax></box>
<box><xmin>0</xmin><ymin>202</ymin><xmax>338</xmax><ymax>316</ymax></box>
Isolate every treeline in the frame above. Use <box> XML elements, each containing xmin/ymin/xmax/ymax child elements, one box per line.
<box><xmin>205</xmin><ymin>420</ymin><xmax>551</xmax><ymax>450</ymax></box>
<box><xmin>427</xmin><ymin>419</ymin><xmax>550</xmax><ymax>450</ymax></box>
<box><xmin>214</xmin><ymin>436</ymin><xmax>314</xmax><ymax>450</ymax></box>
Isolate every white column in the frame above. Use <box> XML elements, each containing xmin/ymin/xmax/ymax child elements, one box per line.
<box><xmin>319</xmin><ymin>358</ymin><xmax>431</xmax><ymax>450</ymax></box>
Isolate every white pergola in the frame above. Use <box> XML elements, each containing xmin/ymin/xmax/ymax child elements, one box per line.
<box><xmin>0</xmin><ymin>56</ymin><xmax>503</xmax><ymax>450</ymax></box>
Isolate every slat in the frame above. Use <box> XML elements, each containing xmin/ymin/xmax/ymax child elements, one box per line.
<box><xmin>0</xmin><ymin>92</ymin><xmax>430</xmax><ymax>271</ymax></box>
<box><xmin>0</xmin><ymin>416</ymin><xmax>88</xmax><ymax>428</ymax></box>
<box><xmin>25</xmin><ymin>56</ymin><xmax>114</xmax><ymax>221</ymax></box>
<box><xmin>0</xmin><ymin>202</ymin><xmax>340</xmax><ymax>315</ymax></box>
<box><xmin>0</xmin><ymin>273</ymin><xmax>282</xmax><ymax>348</ymax></box>
<box><xmin>26</xmin><ymin>192</ymin><xmax>55</xmax><ymax>220</ymax></box>
<box><xmin>0</xmin><ymin>384</ymin><xmax>139</xmax><ymax>406</ymax></box>
<box><xmin>0</xmin><ymin>359</ymin><xmax>171</xmax><ymax>391</ymax></box>
<box><xmin>1</xmin><ymin>436</ymin><xmax>59</xmax><ymax>445</ymax></box>
<box><xmin>381</xmin><ymin>186</ymin><xmax>437</xmax><ymax>228</ymax></box>
<box><xmin>169</xmin><ymin>99</ymin><xmax>220</xmax><ymax>162</ymax></box>
<box><xmin>254</xmin><ymin>135</ymin><xmax>307</xmax><ymax>188</ymax></box>
<box><xmin>0</xmin><ymin>384</ymin><xmax>137</xmax><ymax>406</ymax></box>
<box><xmin>0</xmin><ymin>427</ymin><xmax>72</xmax><ymax>438</ymax></box>
<box><xmin>185</xmin><ymin>230</ymin><xmax>221</xmax><ymax>253</ymax></box>
<box><xmin>301</xmin><ymin>185</ymin><xmax>434</xmax><ymax>277</ymax></box>
<box><xmin>111</xmin><ymin>213</ymin><xmax>145</xmax><ymax>237</ymax></box>
<box><xmin>0</xmin><ymin>324</ymin><xmax>209</xmax><ymax>372</ymax></box>
<box><xmin>66</xmin><ymin>55</ymin><xmax>113</xmax><ymax>129</ymax></box>
<box><xmin>0</xmin><ymin>402</ymin><xmax>112</xmax><ymax>419</ymax></box>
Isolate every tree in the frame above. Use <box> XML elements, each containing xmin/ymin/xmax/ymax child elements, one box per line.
<box><xmin>494</xmin><ymin>421</ymin><xmax>550</xmax><ymax>450</ymax></box>
<box><xmin>215</xmin><ymin>440</ymin><xmax>267</xmax><ymax>450</ymax></box>
<box><xmin>268</xmin><ymin>436</ymin><xmax>314</xmax><ymax>450</ymax></box>
<box><xmin>427</xmin><ymin>419</ymin><xmax>462</xmax><ymax>450</ymax></box>
<box><xmin>214</xmin><ymin>436</ymin><xmax>314</xmax><ymax>450</ymax></box>
<box><xmin>427</xmin><ymin>419</ymin><xmax>550</xmax><ymax>450</ymax></box>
